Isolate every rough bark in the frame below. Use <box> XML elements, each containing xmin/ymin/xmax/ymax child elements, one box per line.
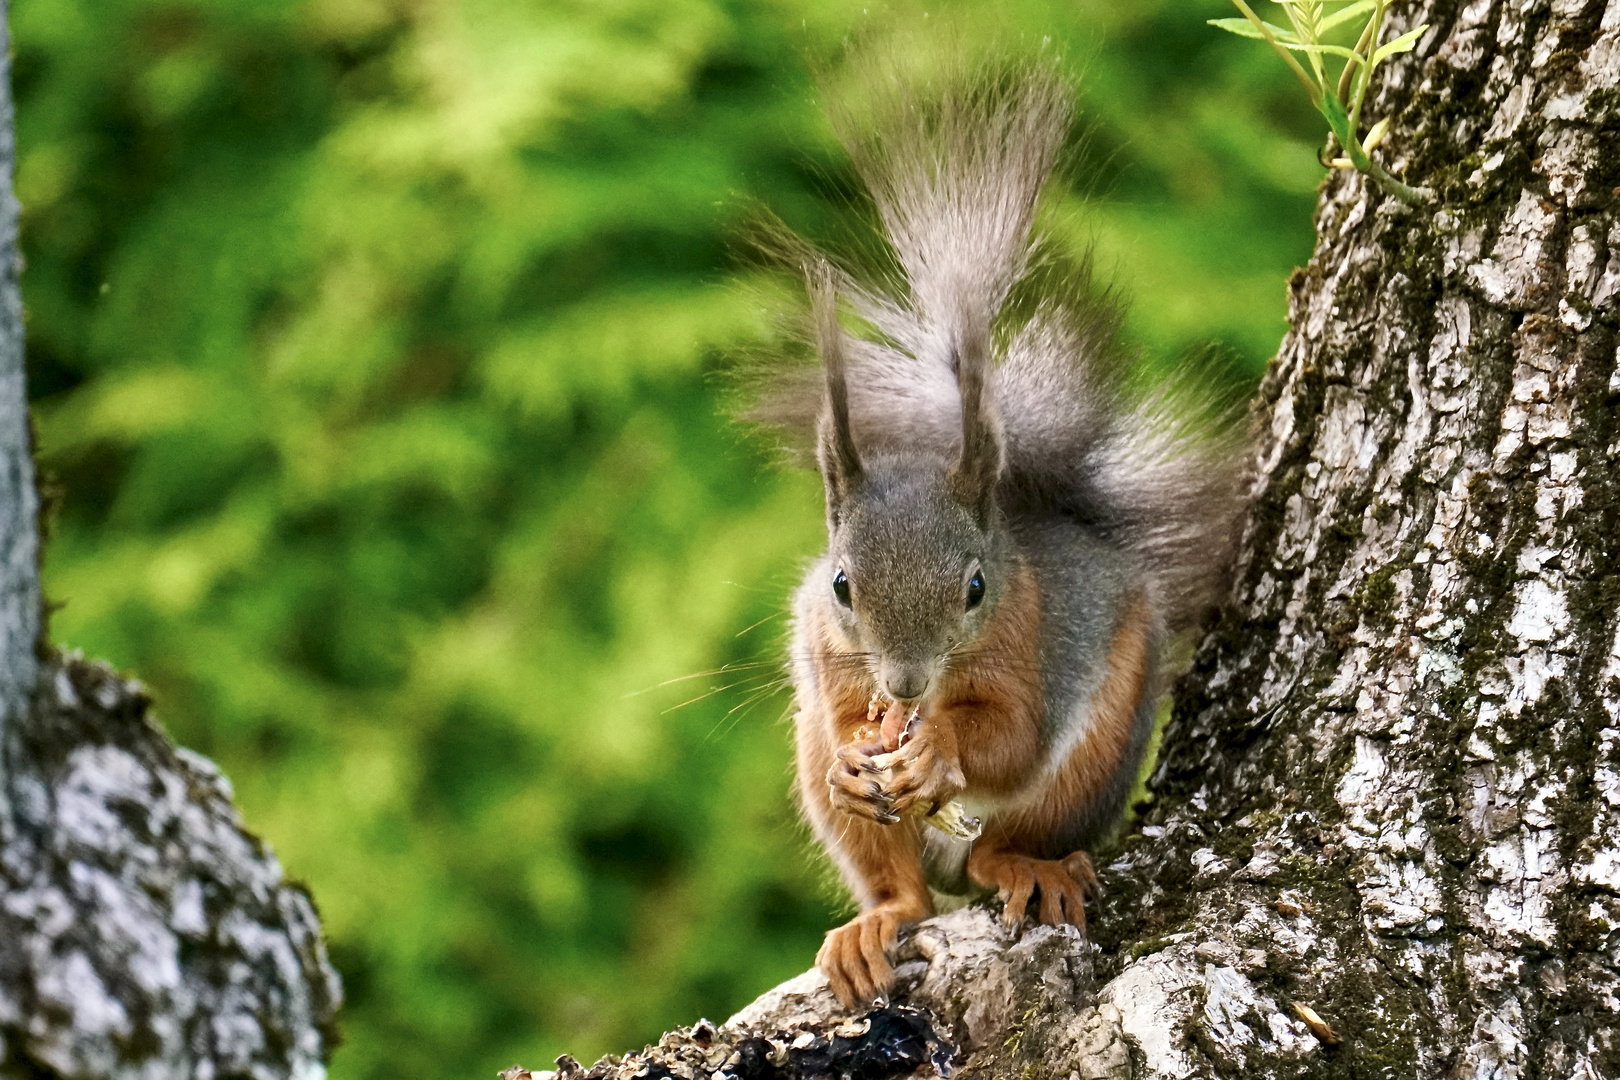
<box><xmin>502</xmin><ymin>909</ymin><xmax>1130</xmax><ymax>1080</ymax></box>
<box><xmin>0</xmin><ymin>4</ymin><xmax>344</xmax><ymax>1074</ymax></box>
<box><xmin>0</xmin><ymin>4</ymin><xmax>38</xmax><ymax>816</ymax></box>
<box><xmin>0</xmin><ymin>656</ymin><xmax>343</xmax><ymax>1080</ymax></box>
<box><xmin>1091</xmin><ymin>0</ymin><xmax>1620</xmax><ymax>1073</ymax></box>
<box><xmin>513</xmin><ymin>2</ymin><xmax>1620</xmax><ymax>1077</ymax></box>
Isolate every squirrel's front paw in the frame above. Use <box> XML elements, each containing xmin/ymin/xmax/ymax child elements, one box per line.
<box><xmin>826</xmin><ymin>742</ymin><xmax>900</xmax><ymax>824</ymax></box>
<box><xmin>816</xmin><ymin>903</ymin><xmax>918</xmax><ymax>1009</ymax></box>
<box><xmin>873</xmin><ymin>736</ymin><xmax>966</xmax><ymax>818</ymax></box>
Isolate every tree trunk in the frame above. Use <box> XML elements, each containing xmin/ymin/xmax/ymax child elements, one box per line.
<box><xmin>0</xmin><ymin>0</ymin><xmax>37</xmax><ymax>826</ymax></box>
<box><xmin>514</xmin><ymin>2</ymin><xmax>1620</xmax><ymax>1077</ymax></box>
<box><xmin>1093</xmin><ymin>0</ymin><xmax>1620</xmax><ymax>1073</ymax></box>
<box><xmin>0</xmin><ymin>7</ymin><xmax>344</xmax><ymax>1076</ymax></box>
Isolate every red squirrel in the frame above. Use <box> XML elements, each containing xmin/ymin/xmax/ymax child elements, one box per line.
<box><xmin>745</xmin><ymin>50</ymin><xmax>1246</xmax><ymax>1008</ymax></box>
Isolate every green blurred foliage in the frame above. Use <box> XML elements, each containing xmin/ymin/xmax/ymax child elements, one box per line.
<box><xmin>15</xmin><ymin>0</ymin><xmax>1319</xmax><ymax>1077</ymax></box>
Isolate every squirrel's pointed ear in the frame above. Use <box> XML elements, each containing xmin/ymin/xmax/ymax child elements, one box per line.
<box><xmin>947</xmin><ymin>312</ymin><xmax>1004</xmax><ymax>521</ymax></box>
<box><xmin>810</xmin><ymin>261</ymin><xmax>863</xmax><ymax>527</ymax></box>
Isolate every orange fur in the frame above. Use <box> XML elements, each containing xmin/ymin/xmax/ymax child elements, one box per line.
<box><xmin>968</xmin><ymin>592</ymin><xmax>1153</xmax><ymax>930</ymax></box>
<box><xmin>984</xmin><ymin>592</ymin><xmax>1152</xmax><ymax>849</ymax></box>
<box><xmin>928</xmin><ymin>562</ymin><xmax>1047</xmax><ymax>794</ymax></box>
<box><xmin>795</xmin><ymin>704</ymin><xmax>932</xmax><ymax>1006</ymax></box>
<box><xmin>798</xmin><ymin>563</ymin><xmax>1049</xmax><ymax>1004</ymax></box>
<box><xmin>800</xmin><ymin>568</ymin><xmax>1154</xmax><ymax>1001</ymax></box>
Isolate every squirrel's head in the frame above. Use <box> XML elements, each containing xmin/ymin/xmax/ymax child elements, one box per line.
<box><xmin>819</xmin><ymin>458</ymin><xmax>1008</xmax><ymax>703</ymax></box>
<box><xmin>809</xmin><ymin>262</ymin><xmax>1006</xmax><ymax>704</ymax></box>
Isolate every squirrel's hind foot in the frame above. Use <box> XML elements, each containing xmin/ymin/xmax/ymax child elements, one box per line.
<box><xmin>969</xmin><ymin>848</ymin><xmax>1098</xmax><ymax>932</ymax></box>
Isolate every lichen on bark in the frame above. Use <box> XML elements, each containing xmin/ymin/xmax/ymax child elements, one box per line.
<box><xmin>0</xmin><ymin>655</ymin><xmax>343</xmax><ymax>1080</ymax></box>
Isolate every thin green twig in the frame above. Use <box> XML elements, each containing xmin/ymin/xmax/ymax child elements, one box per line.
<box><xmin>1347</xmin><ymin>0</ymin><xmax>1383</xmax><ymax>134</ymax></box>
<box><xmin>1218</xmin><ymin>0</ymin><xmax>1433</xmax><ymax>205</ymax></box>
<box><xmin>1366</xmin><ymin>158</ymin><xmax>1432</xmax><ymax>205</ymax></box>
<box><xmin>1230</xmin><ymin>0</ymin><xmax>1320</xmax><ymax>104</ymax></box>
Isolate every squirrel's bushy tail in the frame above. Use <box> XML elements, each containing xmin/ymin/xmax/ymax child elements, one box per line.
<box><xmin>830</xmin><ymin>49</ymin><xmax>1071</xmax><ymax>366</ymax></box>
<box><xmin>744</xmin><ymin>45</ymin><xmax>1249</xmax><ymax>630</ymax></box>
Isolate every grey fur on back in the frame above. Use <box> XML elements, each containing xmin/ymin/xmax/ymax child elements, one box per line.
<box><xmin>745</xmin><ymin>47</ymin><xmax>1248</xmax><ymax>631</ymax></box>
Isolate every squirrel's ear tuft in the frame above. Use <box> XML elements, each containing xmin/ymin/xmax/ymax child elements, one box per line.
<box><xmin>946</xmin><ymin>310</ymin><xmax>1003</xmax><ymax>521</ymax></box>
<box><xmin>810</xmin><ymin>260</ymin><xmax>864</xmax><ymax>526</ymax></box>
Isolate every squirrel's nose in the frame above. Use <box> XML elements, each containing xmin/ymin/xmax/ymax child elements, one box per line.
<box><xmin>884</xmin><ymin>669</ymin><xmax>929</xmax><ymax>701</ymax></box>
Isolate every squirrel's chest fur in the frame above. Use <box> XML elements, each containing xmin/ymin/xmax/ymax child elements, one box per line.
<box><xmin>792</xmin><ymin>515</ymin><xmax>1151</xmax><ymax>820</ymax></box>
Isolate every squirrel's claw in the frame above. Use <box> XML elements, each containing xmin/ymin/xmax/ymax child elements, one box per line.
<box><xmin>835</xmin><ymin>739</ymin><xmax>884</xmax><ymax>774</ymax></box>
<box><xmin>873</xmin><ymin>737</ymin><xmax>965</xmax><ymax>817</ymax></box>
<box><xmin>1063</xmin><ymin>850</ymin><xmax>1101</xmax><ymax>900</ymax></box>
<box><xmin>827</xmin><ymin>744</ymin><xmax>900</xmax><ymax>823</ymax></box>
<box><xmin>1000</xmin><ymin>873</ymin><xmax>1036</xmax><ymax>933</ymax></box>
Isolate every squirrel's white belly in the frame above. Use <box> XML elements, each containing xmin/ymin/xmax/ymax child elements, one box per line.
<box><xmin>956</xmin><ymin>793</ymin><xmax>1003</xmax><ymax>822</ymax></box>
<box><xmin>956</xmin><ymin>781</ymin><xmax>1049</xmax><ymax>824</ymax></box>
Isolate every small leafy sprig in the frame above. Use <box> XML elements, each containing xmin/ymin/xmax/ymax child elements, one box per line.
<box><xmin>1211</xmin><ymin>1</ymin><xmax>1433</xmax><ymax>205</ymax></box>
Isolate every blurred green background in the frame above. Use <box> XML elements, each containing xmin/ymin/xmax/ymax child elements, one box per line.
<box><xmin>15</xmin><ymin>1</ymin><xmax>1321</xmax><ymax>1077</ymax></box>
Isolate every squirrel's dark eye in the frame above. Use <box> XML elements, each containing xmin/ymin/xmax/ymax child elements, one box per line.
<box><xmin>966</xmin><ymin>570</ymin><xmax>985</xmax><ymax>610</ymax></box>
<box><xmin>833</xmin><ymin>568</ymin><xmax>852</xmax><ymax>608</ymax></box>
